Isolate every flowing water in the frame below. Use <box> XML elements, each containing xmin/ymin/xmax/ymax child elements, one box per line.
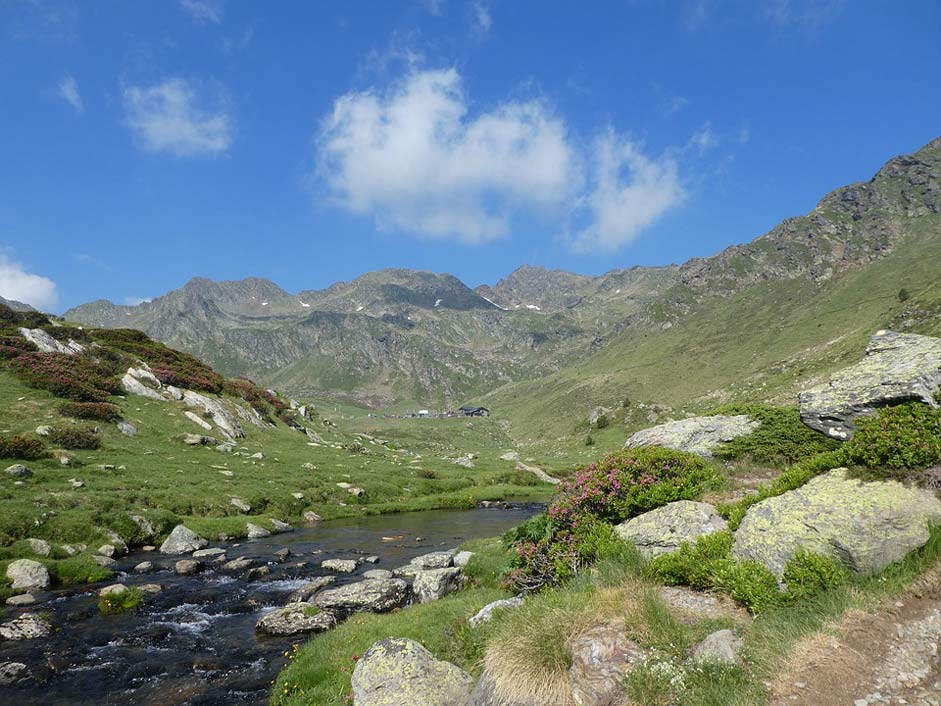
<box><xmin>0</xmin><ymin>504</ymin><xmax>540</xmax><ymax>706</ymax></box>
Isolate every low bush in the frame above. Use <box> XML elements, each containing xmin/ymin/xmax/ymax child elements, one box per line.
<box><xmin>711</xmin><ymin>403</ymin><xmax>839</xmax><ymax>465</ymax></box>
<box><xmin>505</xmin><ymin>448</ymin><xmax>720</xmax><ymax>591</ymax></box>
<box><xmin>0</xmin><ymin>334</ymin><xmax>37</xmax><ymax>359</ymax></box>
<box><xmin>47</xmin><ymin>426</ymin><xmax>101</xmax><ymax>450</ymax></box>
<box><xmin>58</xmin><ymin>401</ymin><xmax>121</xmax><ymax>422</ymax></box>
<box><xmin>782</xmin><ymin>550</ymin><xmax>846</xmax><ymax>602</ymax></box>
<box><xmin>0</xmin><ymin>302</ymin><xmax>50</xmax><ymax>331</ymax></box>
<box><xmin>98</xmin><ymin>587</ymin><xmax>143</xmax><ymax>614</ymax></box>
<box><xmin>840</xmin><ymin>402</ymin><xmax>941</xmax><ymax>472</ymax></box>
<box><xmin>0</xmin><ymin>434</ymin><xmax>45</xmax><ymax>460</ymax></box>
<box><xmin>7</xmin><ymin>351</ymin><xmax>121</xmax><ymax>402</ymax></box>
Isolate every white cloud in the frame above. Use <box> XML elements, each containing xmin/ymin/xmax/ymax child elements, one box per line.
<box><xmin>179</xmin><ymin>0</ymin><xmax>224</xmax><ymax>24</ymax></box>
<box><xmin>571</xmin><ymin>131</ymin><xmax>685</xmax><ymax>253</ymax></box>
<box><xmin>420</xmin><ymin>0</ymin><xmax>444</xmax><ymax>16</ymax></box>
<box><xmin>472</xmin><ymin>2</ymin><xmax>492</xmax><ymax>37</ymax></box>
<box><xmin>687</xmin><ymin>121</ymin><xmax>718</xmax><ymax>155</ymax></box>
<box><xmin>57</xmin><ymin>75</ymin><xmax>83</xmax><ymax>113</ymax></box>
<box><xmin>738</xmin><ymin>127</ymin><xmax>751</xmax><ymax>145</ymax></box>
<box><xmin>0</xmin><ymin>255</ymin><xmax>58</xmax><ymax>311</ymax></box>
<box><xmin>316</xmin><ymin>68</ymin><xmax>579</xmax><ymax>244</ymax></box>
<box><xmin>123</xmin><ymin>78</ymin><xmax>234</xmax><ymax>157</ymax></box>
<box><xmin>764</xmin><ymin>0</ymin><xmax>845</xmax><ymax>29</ymax></box>
<box><xmin>124</xmin><ymin>296</ymin><xmax>152</xmax><ymax>306</ymax></box>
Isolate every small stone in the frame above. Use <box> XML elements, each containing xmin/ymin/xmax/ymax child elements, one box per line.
<box><xmin>25</xmin><ymin>538</ymin><xmax>51</xmax><ymax>556</ymax></box>
<box><xmin>98</xmin><ymin>583</ymin><xmax>127</xmax><ymax>597</ymax></box>
<box><xmin>117</xmin><ymin>420</ymin><xmax>138</xmax><ymax>437</ymax></box>
<box><xmin>5</xmin><ymin>464</ymin><xmax>33</xmax><ymax>478</ymax></box>
<box><xmin>275</xmin><ymin>548</ymin><xmax>291</xmax><ymax>561</ymax></box>
<box><xmin>221</xmin><ymin>557</ymin><xmax>254</xmax><ymax>573</ymax></box>
<box><xmin>291</xmin><ymin>492</ymin><xmax>305</xmax><ymax>500</ymax></box>
<box><xmin>92</xmin><ymin>555</ymin><xmax>116</xmax><ymax>568</ymax></box>
<box><xmin>5</xmin><ymin>594</ymin><xmax>36</xmax><ymax>606</ymax></box>
<box><xmin>303</xmin><ymin>511</ymin><xmax>322</xmax><ymax>523</ymax></box>
<box><xmin>160</xmin><ymin>525</ymin><xmax>207</xmax><ymax>555</ymax></box>
<box><xmin>246</xmin><ymin>522</ymin><xmax>271</xmax><ymax>539</ymax></box>
<box><xmin>138</xmin><ymin>583</ymin><xmax>163</xmax><ymax>595</ymax></box>
<box><xmin>192</xmin><ymin>547</ymin><xmax>225</xmax><ymax>558</ymax></box>
<box><xmin>322</xmin><ymin>558</ymin><xmax>358</xmax><ymax>573</ymax></box>
<box><xmin>270</xmin><ymin>519</ymin><xmax>293</xmax><ymax>533</ymax></box>
<box><xmin>174</xmin><ymin>559</ymin><xmax>203</xmax><ymax>575</ymax></box>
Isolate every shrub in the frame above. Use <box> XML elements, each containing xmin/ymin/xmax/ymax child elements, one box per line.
<box><xmin>898</xmin><ymin>288</ymin><xmax>911</xmax><ymax>303</ymax></box>
<box><xmin>840</xmin><ymin>403</ymin><xmax>941</xmax><ymax>472</ymax></box>
<box><xmin>0</xmin><ymin>335</ymin><xmax>37</xmax><ymax>359</ymax></box>
<box><xmin>98</xmin><ymin>587</ymin><xmax>143</xmax><ymax>614</ymax></box>
<box><xmin>0</xmin><ymin>302</ymin><xmax>50</xmax><ymax>331</ymax></box>
<box><xmin>0</xmin><ymin>435</ymin><xmax>45</xmax><ymax>460</ymax></box>
<box><xmin>595</xmin><ymin>413</ymin><xmax>609</xmax><ymax>429</ymax></box>
<box><xmin>58</xmin><ymin>401</ymin><xmax>121</xmax><ymax>422</ymax></box>
<box><xmin>7</xmin><ymin>351</ymin><xmax>121</xmax><ymax>401</ymax></box>
<box><xmin>585</xmin><ymin>434</ymin><xmax>594</xmax><ymax>447</ymax></box>
<box><xmin>710</xmin><ymin>559</ymin><xmax>781</xmax><ymax>613</ymax></box>
<box><xmin>710</xmin><ymin>404</ymin><xmax>839</xmax><ymax>465</ymax></box>
<box><xmin>47</xmin><ymin>426</ymin><xmax>101</xmax><ymax>450</ymax></box>
<box><xmin>782</xmin><ymin>550</ymin><xmax>846</xmax><ymax>603</ymax></box>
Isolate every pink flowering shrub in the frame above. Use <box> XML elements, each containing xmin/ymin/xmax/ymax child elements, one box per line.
<box><xmin>8</xmin><ymin>351</ymin><xmax>122</xmax><ymax>402</ymax></box>
<box><xmin>505</xmin><ymin>447</ymin><xmax>718</xmax><ymax>592</ymax></box>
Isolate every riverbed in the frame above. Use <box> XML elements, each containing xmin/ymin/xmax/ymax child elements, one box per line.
<box><xmin>0</xmin><ymin>504</ymin><xmax>540</xmax><ymax>705</ymax></box>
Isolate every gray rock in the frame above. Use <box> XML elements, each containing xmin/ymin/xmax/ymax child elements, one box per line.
<box><xmin>568</xmin><ymin>619</ymin><xmax>646</xmax><ymax>706</ymax></box>
<box><xmin>287</xmin><ymin>576</ymin><xmax>336</xmax><ymax>603</ymax></box>
<box><xmin>121</xmin><ymin>371</ymin><xmax>164</xmax><ymax>400</ymax></box>
<box><xmin>412</xmin><ymin>550</ymin><xmax>457</xmax><ymax>569</ymax></box>
<box><xmin>0</xmin><ymin>661</ymin><xmax>30</xmax><ymax>686</ymax></box>
<box><xmin>466</xmin><ymin>668</ymin><xmax>533</xmax><ymax>706</ymax></box>
<box><xmin>191</xmin><ymin>547</ymin><xmax>225</xmax><ymax>558</ymax></box>
<box><xmin>221</xmin><ymin>557</ymin><xmax>254</xmax><ymax>573</ymax></box>
<box><xmin>98</xmin><ymin>583</ymin><xmax>128</xmax><ymax>597</ymax></box>
<box><xmin>690</xmin><ymin>629</ymin><xmax>743</xmax><ymax>665</ymax></box>
<box><xmin>5</xmin><ymin>559</ymin><xmax>50</xmax><ymax>591</ymax></box>
<box><xmin>133</xmin><ymin>561</ymin><xmax>154</xmax><ymax>574</ymax></box>
<box><xmin>454</xmin><ymin>454</ymin><xmax>476</xmax><ymax>468</ymax></box>
<box><xmin>182</xmin><ymin>389</ymin><xmax>245</xmax><ymax>440</ymax></box>
<box><xmin>733</xmin><ymin>468</ymin><xmax>941</xmax><ymax>578</ymax></box>
<box><xmin>247</xmin><ymin>566</ymin><xmax>271</xmax><ymax>580</ymax></box>
<box><xmin>92</xmin><ymin>555</ymin><xmax>116</xmax><ymax>568</ymax></box>
<box><xmin>184</xmin><ymin>410</ymin><xmax>214</xmax><ymax>431</ymax></box>
<box><xmin>97</xmin><ymin>544</ymin><xmax>117</xmax><ymax>558</ymax></box>
<box><xmin>19</xmin><ymin>327</ymin><xmax>84</xmax><ymax>354</ymax></box>
<box><xmin>4</xmin><ymin>464</ymin><xmax>32</xmax><ymax>478</ymax></box>
<box><xmin>799</xmin><ymin>330</ymin><xmax>941</xmax><ymax>439</ymax></box>
<box><xmin>117</xmin><ymin>420</ymin><xmax>138</xmax><ymax>437</ymax></box>
<box><xmin>499</xmin><ymin>451</ymin><xmax>520</xmax><ymax>462</ymax></box>
<box><xmin>270</xmin><ymin>519</ymin><xmax>293</xmax><ymax>533</ymax></box>
<box><xmin>625</xmin><ymin>414</ymin><xmax>759</xmax><ymax>457</ymax></box>
<box><xmin>314</xmin><ymin>577</ymin><xmax>408</xmax><ymax>615</ymax></box>
<box><xmin>255</xmin><ymin>603</ymin><xmax>337</xmax><ymax>636</ymax></box>
<box><xmin>182</xmin><ymin>433</ymin><xmax>220</xmax><ymax>446</ymax></box>
<box><xmin>159</xmin><ymin>525</ymin><xmax>207</xmax><ymax>554</ymax></box>
<box><xmin>303</xmin><ymin>511</ymin><xmax>323</xmax><ymax>523</ymax></box>
<box><xmin>413</xmin><ymin>567</ymin><xmax>463</xmax><ymax>604</ymax></box>
<box><xmin>246</xmin><ymin>522</ymin><xmax>271</xmax><ymax>539</ymax></box>
<box><xmin>25</xmin><ymin>538</ymin><xmax>51</xmax><ymax>556</ymax></box>
<box><xmin>174</xmin><ymin>559</ymin><xmax>203</xmax><ymax>575</ymax></box>
<box><xmin>468</xmin><ymin>595</ymin><xmax>524</xmax><ymax>628</ymax></box>
<box><xmin>130</xmin><ymin>514</ymin><xmax>156</xmax><ymax>541</ymax></box>
<box><xmin>35</xmin><ymin>425</ymin><xmax>53</xmax><ymax>436</ymax></box>
<box><xmin>275</xmin><ymin>548</ymin><xmax>291</xmax><ymax>561</ymax></box>
<box><xmin>5</xmin><ymin>594</ymin><xmax>36</xmax><ymax>607</ymax></box>
<box><xmin>614</xmin><ymin>500</ymin><xmax>728</xmax><ymax>558</ymax></box>
<box><xmin>363</xmin><ymin>569</ymin><xmax>393</xmax><ymax>580</ymax></box>
<box><xmin>0</xmin><ymin>613</ymin><xmax>51</xmax><ymax>641</ymax></box>
<box><xmin>230</xmin><ymin>497</ymin><xmax>251</xmax><ymax>513</ymax></box>
<box><xmin>351</xmin><ymin>637</ymin><xmax>474</xmax><ymax>706</ymax></box>
<box><xmin>321</xmin><ymin>558</ymin><xmax>358</xmax><ymax>573</ymax></box>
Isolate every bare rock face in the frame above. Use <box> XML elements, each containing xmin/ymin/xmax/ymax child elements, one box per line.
<box><xmin>799</xmin><ymin>330</ymin><xmax>941</xmax><ymax>439</ymax></box>
<box><xmin>614</xmin><ymin>501</ymin><xmax>728</xmax><ymax>558</ymax></box>
<box><xmin>568</xmin><ymin>619</ymin><xmax>646</xmax><ymax>706</ymax></box>
<box><xmin>182</xmin><ymin>390</ymin><xmax>245</xmax><ymax>440</ymax></box>
<box><xmin>255</xmin><ymin>604</ymin><xmax>337</xmax><ymax>636</ymax></box>
<box><xmin>18</xmin><ymin>327</ymin><xmax>84</xmax><ymax>354</ymax></box>
<box><xmin>351</xmin><ymin>637</ymin><xmax>474</xmax><ymax>706</ymax></box>
<box><xmin>625</xmin><ymin>415</ymin><xmax>759</xmax><ymax>457</ymax></box>
<box><xmin>733</xmin><ymin>468</ymin><xmax>941</xmax><ymax>579</ymax></box>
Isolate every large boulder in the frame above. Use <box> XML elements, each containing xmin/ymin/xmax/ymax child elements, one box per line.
<box><xmin>351</xmin><ymin>637</ymin><xmax>474</xmax><ymax>706</ymax></box>
<box><xmin>159</xmin><ymin>525</ymin><xmax>207</xmax><ymax>555</ymax></box>
<box><xmin>255</xmin><ymin>604</ymin><xmax>337</xmax><ymax>636</ymax></box>
<box><xmin>412</xmin><ymin>568</ymin><xmax>463</xmax><ymax>604</ymax></box>
<box><xmin>314</xmin><ymin>577</ymin><xmax>408</xmax><ymax>615</ymax></box>
<box><xmin>182</xmin><ymin>390</ymin><xmax>245</xmax><ymax>440</ymax></box>
<box><xmin>0</xmin><ymin>613</ymin><xmax>51</xmax><ymax>641</ymax></box>
<box><xmin>568</xmin><ymin>620</ymin><xmax>646</xmax><ymax>706</ymax></box>
<box><xmin>5</xmin><ymin>559</ymin><xmax>50</xmax><ymax>591</ymax></box>
<box><xmin>625</xmin><ymin>415</ymin><xmax>759</xmax><ymax>457</ymax></box>
<box><xmin>733</xmin><ymin>468</ymin><xmax>941</xmax><ymax>578</ymax></box>
<box><xmin>614</xmin><ymin>501</ymin><xmax>728</xmax><ymax>558</ymax></box>
<box><xmin>799</xmin><ymin>330</ymin><xmax>941</xmax><ymax>439</ymax></box>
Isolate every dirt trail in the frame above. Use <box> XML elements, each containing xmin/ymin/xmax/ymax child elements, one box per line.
<box><xmin>771</xmin><ymin>571</ymin><xmax>941</xmax><ymax>706</ymax></box>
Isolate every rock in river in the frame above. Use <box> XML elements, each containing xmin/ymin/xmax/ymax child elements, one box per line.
<box><xmin>314</xmin><ymin>577</ymin><xmax>408</xmax><ymax>615</ymax></box>
<box><xmin>159</xmin><ymin>525</ymin><xmax>207</xmax><ymax>555</ymax></box>
<box><xmin>0</xmin><ymin>613</ymin><xmax>51</xmax><ymax>641</ymax></box>
<box><xmin>352</xmin><ymin>637</ymin><xmax>474</xmax><ymax>706</ymax></box>
<box><xmin>255</xmin><ymin>604</ymin><xmax>337</xmax><ymax>636</ymax></box>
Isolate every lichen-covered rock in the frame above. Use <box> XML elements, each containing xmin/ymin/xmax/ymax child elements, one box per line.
<box><xmin>799</xmin><ymin>330</ymin><xmax>941</xmax><ymax>439</ymax></box>
<box><xmin>351</xmin><ymin>637</ymin><xmax>474</xmax><ymax>706</ymax></box>
<box><xmin>322</xmin><ymin>558</ymin><xmax>358</xmax><ymax>573</ymax></box>
<box><xmin>159</xmin><ymin>525</ymin><xmax>207</xmax><ymax>554</ymax></box>
<box><xmin>287</xmin><ymin>576</ymin><xmax>336</xmax><ymax>603</ymax></box>
<box><xmin>468</xmin><ymin>595</ymin><xmax>524</xmax><ymax>628</ymax></box>
<box><xmin>412</xmin><ymin>567</ymin><xmax>463</xmax><ymax>604</ymax></box>
<box><xmin>690</xmin><ymin>629</ymin><xmax>743</xmax><ymax>665</ymax></box>
<box><xmin>255</xmin><ymin>603</ymin><xmax>337</xmax><ymax>636</ymax></box>
<box><xmin>733</xmin><ymin>468</ymin><xmax>941</xmax><ymax>578</ymax></box>
<box><xmin>5</xmin><ymin>559</ymin><xmax>50</xmax><ymax>591</ymax></box>
<box><xmin>625</xmin><ymin>415</ymin><xmax>759</xmax><ymax>457</ymax></box>
<box><xmin>614</xmin><ymin>501</ymin><xmax>728</xmax><ymax>558</ymax></box>
<box><xmin>314</xmin><ymin>577</ymin><xmax>408</xmax><ymax>615</ymax></box>
<box><xmin>0</xmin><ymin>613</ymin><xmax>51</xmax><ymax>641</ymax></box>
<box><xmin>568</xmin><ymin>619</ymin><xmax>646</xmax><ymax>706</ymax></box>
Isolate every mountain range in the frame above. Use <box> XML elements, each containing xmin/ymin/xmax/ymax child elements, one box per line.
<box><xmin>66</xmin><ymin>137</ymin><xmax>941</xmax><ymax>438</ymax></box>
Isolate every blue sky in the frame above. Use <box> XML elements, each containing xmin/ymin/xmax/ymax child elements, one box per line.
<box><xmin>1</xmin><ymin>0</ymin><xmax>939</xmax><ymax>312</ymax></box>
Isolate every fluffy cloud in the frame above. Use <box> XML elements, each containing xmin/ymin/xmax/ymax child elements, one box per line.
<box><xmin>0</xmin><ymin>255</ymin><xmax>59</xmax><ymax>311</ymax></box>
<box><xmin>571</xmin><ymin>131</ymin><xmax>685</xmax><ymax>253</ymax></box>
<box><xmin>57</xmin><ymin>75</ymin><xmax>83</xmax><ymax>113</ymax></box>
<box><xmin>316</xmin><ymin>68</ymin><xmax>578</xmax><ymax>244</ymax></box>
<box><xmin>179</xmin><ymin>0</ymin><xmax>225</xmax><ymax>24</ymax></box>
<box><xmin>123</xmin><ymin>78</ymin><xmax>234</xmax><ymax>157</ymax></box>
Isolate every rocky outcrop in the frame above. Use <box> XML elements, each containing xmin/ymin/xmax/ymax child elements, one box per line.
<box><xmin>5</xmin><ymin>559</ymin><xmax>50</xmax><ymax>591</ymax></box>
<box><xmin>412</xmin><ymin>567</ymin><xmax>463</xmax><ymax>604</ymax></box>
<box><xmin>255</xmin><ymin>604</ymin><xmax>337</xmax><ymax>636</ymax></box>
<box><xmin>799</xmin><ymin>330</ymin><xmax>941</xmax><ymax>439</ymax></box>
<box><xmin>614</xmin><ymin>501</ymin><xmax>728</xmax><ymax>558</ymax></box>
<box><xmin>733</xmin><ymin>468</ymin><xmax>941</xmax><ymax>578</ymax></box>
<box><xmin>159</xmin><ymin>525</ymin><xmax>207</xmax><ymax>555</ymax></box>
<box><xmin>625</xmin><ymin>415</ymin><xmax>759</xmax><ymax>457</ymax></box>
<box><xmin>314</xmin><ymin>577</ymin><xmax>408</xmax><ymax>615</ymax></box>
<box><xmin>568</xmin><ymin>620</ymin><xmax>646</xmax><ymax>706</ymax></box>
<box><xmin>18</xmin><ymin>327</ymin><xmax>84</xmax><ymax>355</ymax></box>
<box><xmin>121</xmin><ymin>369</ymin><xmax>164</xmax><ymax>401</ymax></box>
<box><xmin>351</xmin><ymin>637</ymin><xmax>474</xmax><ymax>706</ymax></box>
<box><xmin>182</xmin><ymin>390</ymin><xmax>245</xmax><ymax>440</ymax></box>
